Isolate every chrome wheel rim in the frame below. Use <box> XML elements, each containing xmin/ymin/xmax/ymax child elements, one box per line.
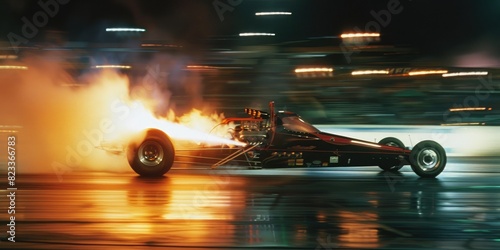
<box><xmin>416</xmin><ymin>148</ymin><xmax>439</xmax><ymax>171</ymax></box>
<box><xmin>138</xmin><ymin>141</ymin><xmax>164</xmax><ymax>166</ymax></box>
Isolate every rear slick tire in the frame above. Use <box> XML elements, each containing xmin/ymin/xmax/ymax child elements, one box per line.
<box><xmin>127</xmin><ymin>129</ymin><xmax>175</xmax><ymax>177</ymax></box>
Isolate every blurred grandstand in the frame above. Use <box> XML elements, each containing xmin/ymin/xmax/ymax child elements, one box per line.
<box><xmin>2</xmin><ymin>30</ymin><xmax>500</xmax><ymax>126</ymax></box>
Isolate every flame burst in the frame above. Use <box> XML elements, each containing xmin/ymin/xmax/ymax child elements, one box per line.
<box><xmin>93</xmin><ymin>70</ymin><xmax>245</xmax><ymax>148</ymax></box>
<box><xmin>113</xmin><ymin>100</ymin><xmax>245</xmax><ymax>147</ymax></box>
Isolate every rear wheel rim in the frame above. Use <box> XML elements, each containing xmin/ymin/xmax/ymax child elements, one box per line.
<box><xmin>138</xmin><ymin>141</ymin><xmax>164</xmax><ymax>167</ymax></box>
<box><xmin>416</xmin><ymin>148</ymin><xmax>439</xmax><ymax>171</ymax></box>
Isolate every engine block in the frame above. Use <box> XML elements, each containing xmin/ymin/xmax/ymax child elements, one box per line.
<box><xmin>233</xmin><ymin>120</ymin><xmax>269</xmax><ymax>145</ymax></box>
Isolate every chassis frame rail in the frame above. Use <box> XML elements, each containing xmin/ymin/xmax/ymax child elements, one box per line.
<box><xmin>211</xmin><ymin>144</ymin><xmax>260</xmax><ymax>169</ymax></box>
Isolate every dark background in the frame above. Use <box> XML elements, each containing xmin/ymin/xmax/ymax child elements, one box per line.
<box><xmin>1</xmin><ymin>0</ymin><xmax>500</xmax><ymax>57</ymax></box>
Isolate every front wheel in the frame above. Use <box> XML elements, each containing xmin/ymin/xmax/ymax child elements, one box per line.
<box><xmin>409</xmin><ymin>140</ymin><xmax>446</xmax><ymax>178</ymax></box>
<box><xmin>127</xmin><ymin>129</ymin><xmax>175</xmax><ymax>177</ymax></box>
<box><xmin>378</xmin><ymin>137</ymin><xmax>405</xmax><ymax>171</ymax></box>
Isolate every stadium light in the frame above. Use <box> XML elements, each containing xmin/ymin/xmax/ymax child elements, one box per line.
<box><xmin>442</xmin><ymin>71</ymin><xmax>488</xmax><ymax>78</ymax></box>
<box><xmin>0</xmin><ymin>65</ymin><xmax>27</xmax><ymax>70</ymax></box>
<box><xmin>106</xmin><ymin>28</ymin><xmax>146</xmax><ymax>32</ymax></box>
<box><xmin>295</xmin><ymin>67</ymin><xmax>333</xmax><ymax>73</ymax></box>
<box><xmin>341</xmin><ymin>33</ymin><xmax>381</xmax><ymax>45</ymax></box>
<box><xmin>408</xmin><ymin>70</ymin><xmax>448</xmax><ymax>76</ymax></box>
<box><xmin>295</xmin><ymin>67</ymin><xmax>334</xmax><ymax>78</ymax></box>
<box><xmin>352</xmin><ymin>70</ymin><xmax>389</xmax><ymax>76</ymax></box>
<box><xmin>255</xmin><ymin>12</ymin><xmax>292</xmax><ymax>16</ymax></box>
<box><xmin>239</xmin><ymin>33</ymin><xmax>275</xmax><ymax>37</ymax></box>
<box><xmin>341</xmin><ymin>33</ymin><xmax>380</xmax><ymax>38</ymax></box>
<box><xmin>92</xmin><ymin>65</ymin><xmax>132</xmax><ymax>69</ymax></box>
<box><xmin>449</xmin><ymin>107</ymin><xmax>491</xmax><ymax>112</ymax></box>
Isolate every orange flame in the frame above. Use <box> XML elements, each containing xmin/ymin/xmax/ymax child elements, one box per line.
<box><xmin>116</xmin><ymin>101</ymin><xmax>245</xmax><ymax>146</ymax></box>
<box><xmin>91</xmin><ymin>70</ymin><xmax>245</xmax><ymax>148</ymax></box>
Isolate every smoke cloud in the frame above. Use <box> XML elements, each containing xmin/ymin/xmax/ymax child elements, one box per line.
<box><xmin>0</xmin><ymin>50</ymin><xmax>222</xmax><ymax>178</ymax></box>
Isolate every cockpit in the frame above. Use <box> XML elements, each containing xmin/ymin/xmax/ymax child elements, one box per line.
<box><xmin>278</xmin><ymin>113</ymin><xmax>320</xmax><ymax>134</ymax></box>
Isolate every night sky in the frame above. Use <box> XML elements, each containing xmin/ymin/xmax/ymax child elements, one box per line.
<box><xmin>1</xmin><ymin>0</ymin><xmax>499</xmax><ymax>58</ymax></box>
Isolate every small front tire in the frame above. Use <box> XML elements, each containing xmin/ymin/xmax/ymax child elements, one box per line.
<box><xmin>378</xmin><ymin>137</ymin><xmax>405</xmax><ymax>171</ymax></box>
<box><xmin>409</xmin><ymin>140</ymin><xmax>446</xmax><ymax>178</ymax></box>
<box><xmin>127</xmin><ymin>129</ymin><xmax>175</xmax><ymax>177</ymax></box>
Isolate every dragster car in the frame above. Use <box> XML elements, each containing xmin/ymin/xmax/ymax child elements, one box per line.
<box><xmin>126</xmin><ymin>102</ymin><xmax>447</xmax><ymax>178</ymax></box>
